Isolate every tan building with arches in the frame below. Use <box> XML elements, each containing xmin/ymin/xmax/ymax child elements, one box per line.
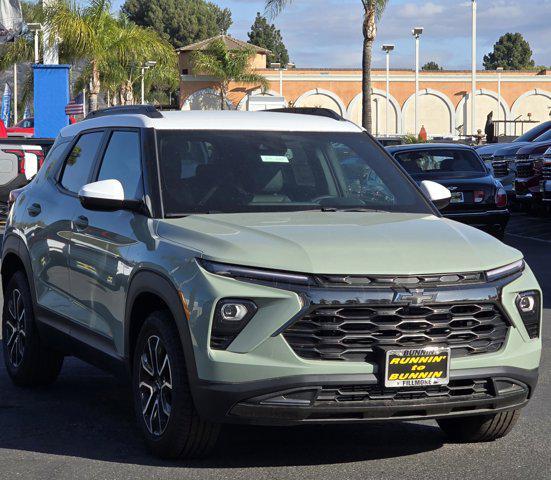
<box><xmin>179</xmin><ymin>35</ymin><xmax>551</xmax><ymax>138</ymax></box>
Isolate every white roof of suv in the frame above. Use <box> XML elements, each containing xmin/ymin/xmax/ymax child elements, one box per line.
<box><xmin>60</xmin><ymin>110</ymin><xmax>363</xmax><ymax>138</ymax></box>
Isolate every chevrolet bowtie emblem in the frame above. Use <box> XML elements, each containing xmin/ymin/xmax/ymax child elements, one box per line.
<box><xmin>394</xmin><ymin>289</ymin><xmax>437</xmax><ymax>305</ymax></box>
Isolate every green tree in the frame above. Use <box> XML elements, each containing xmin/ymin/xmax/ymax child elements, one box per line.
<box><xmin>45</xmin><ymin>0</ymin><xmax>176</xmax><ymax>111</ymax></box>
<box><xmin>422</xmin><ymin>61</ymin><xmax>442</xmax><ymax>71</ymax></box>
<box><xmin>247</xmin><ymin>12</ymin><xmax>289</xmax><ymax>67</ymax></box>
<box><xmin>209</xmin><ymin>3</ymin><xmax>233</xmax><ymax>35</ymax></box>
<box><xmin>483</xmin><ymin>33</ymin><xmax>535</xmax><ymax>70</ymax></box>
<box><xmin>121</xmin><ymin>0</ymin><xmax>233</xmax><ymax>49</ymax></box>
<box><xmin>191</xmin><ymin>38</ymin><xmax>269</xmax><ymax>109</ymax></box>
<box><xmin>266</xmin><ymin>0</ymin><xmax>388</xmax><ymax>133</ymax></box>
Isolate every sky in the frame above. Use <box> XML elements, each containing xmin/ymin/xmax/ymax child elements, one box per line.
<box><xmin>110</xmin><ymin>0</ymin><xmax>551</xmax><ymax>70</ymax></box>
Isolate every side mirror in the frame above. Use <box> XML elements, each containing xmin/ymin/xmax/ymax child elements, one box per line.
<box><xmin>78</xmin><ymin>179</ymin><xmax>143</xmax><ymax>212</ymax></box>
<box><xmin>420</xmin><ymin>180</ymin><xmax>452</xmax><ymax>210</ymax></box>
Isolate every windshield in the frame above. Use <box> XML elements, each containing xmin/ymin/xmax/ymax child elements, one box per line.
<box><xmin>158</xmin><ymin>130</ymin><xmax>433</xmax><ymax>216</ymax></box>
<box><xmin>531</xmin><ymin>127</ymin><xmax>551</xmax><ymax>143</ymax></box>
<box><xmin>394</xmin><ymin>149</ymin><xmax>486</xmax><ymax>178</ymax></box>
<box><xmin>516</xmin><ymin>122</ymin><xmax>551</xmax><ymax>142</ymax></box>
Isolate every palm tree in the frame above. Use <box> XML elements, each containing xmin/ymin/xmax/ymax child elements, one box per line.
<box><xmin>191</xmin><ymin>39</ymin><xmax>269</xmax><ymax>110</ymax></box>
<box><xmin>45</xmin><ymin>0</ymin><xmax>176</xmax><ymax>111</ymax></box>
<box><xmin>265</xmin><ymin>0</ymin><xmax>388</xmax><ymax>133</ymax></box>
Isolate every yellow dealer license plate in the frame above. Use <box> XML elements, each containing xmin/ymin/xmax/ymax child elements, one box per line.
<box><xmin>384</xmin><ymin>347</ymin><xmax>451</xmax><ymax>388</ymax></box>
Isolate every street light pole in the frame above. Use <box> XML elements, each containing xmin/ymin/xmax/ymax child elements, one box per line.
<box><xmin>412</xmin><ymin>27</ymin><xmax>423</xmax><ymax>136</ymax></box>
<box><xmin>497</xmin><ymin>66</ymin><xmax>504</xmax><ymax>136</ymax></box>
<box><xmin>141</xmin><ymin>61</ymin><xmax>157</xmax><ymax>105</ymax></box>
<box><xmin>27</xmin><ymin>23</ymin><xmax>43</xmax><ymax>63</ymax></box>
<box><xmin>471</xmin><ymin>0</ymin><xmax>477</xmax><ymax>137</ymax></box>
<box><xmin>382</xmin><ymin>45</ymin><xmax>395</xmax><ymax>136</ymax></box>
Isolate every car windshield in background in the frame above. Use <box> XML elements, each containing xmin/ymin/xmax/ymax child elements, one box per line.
<box><xmin>531</xmin><ymin>128</ymin><xmax>551</xmax><ymax>143</ymax></box>
<box><xmin>516</xmin><ymin>122</ymin><xmax>551</xmax><ymax>142</ymax></box>
<box><xmin>158</xmin><ymin>131</ymin><xmax>432</xmax><ymax>216</ymax></box>
<box><xmin>394</xmin><ymin>149</ymin><xmax>486</xmax><ymax>178</ymax></box>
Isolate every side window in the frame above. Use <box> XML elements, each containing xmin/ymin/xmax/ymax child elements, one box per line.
<box><xmin>61</xmin><ymin>131</ymin><xmax>104</xmax><ymax>193</ymax></box>
<box><xmin>97</xmin><ymin>130</ymin><xmax>143</xmax><ymax>200</ymax></box>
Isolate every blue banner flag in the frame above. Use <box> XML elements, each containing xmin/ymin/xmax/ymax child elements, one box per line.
<box><xmin>1</xmin><ymin>83</ymin><xmax>12</xmax><ymax>126</ymax></box>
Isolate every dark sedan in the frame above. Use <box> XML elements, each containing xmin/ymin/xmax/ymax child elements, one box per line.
<box><xmin>387</xmin><ymin>144</ymin><xmax>509</xmax><ymax>239</ymax></box>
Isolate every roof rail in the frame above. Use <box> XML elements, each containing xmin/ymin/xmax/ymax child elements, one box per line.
<box><xmin>266</xmin><ymin>107</ymin><xmax>346</xmax><ymax>122</ymax></box>
<box><xmin>85</xmin><ymin>105</ymin><xmax>163</xmax><ymax>120</ymax></box>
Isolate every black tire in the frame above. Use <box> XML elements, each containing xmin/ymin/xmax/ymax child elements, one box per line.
<box><xmin>132</xmin><ymin>310</ymin><xmax>220</xmax><ymax>459</ymax></box>
<box><xmin>437</xmin><ymin>410</ymin><xmax>520</xmax><ymax>443</ymax></box>
<box><xmin>2</xmin><ymin>271</ymin><xmax>64</xmax><ymax>387</ymax></box>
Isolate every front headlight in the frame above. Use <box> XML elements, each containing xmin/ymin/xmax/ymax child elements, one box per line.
<box><xmin>486</xmin><ymin>260</ymin><xmax>525</xmax><ymax>282</ymax></box>
<box><xmin>197</xmin><ymin>258</ymin><xmax>315</xmax><ymax>286</ymax></box>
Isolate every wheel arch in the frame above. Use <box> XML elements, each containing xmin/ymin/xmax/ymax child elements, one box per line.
<box><xmin>124</xmin><ymin>269</ymin><xmax>198</xmax><ymax>384</ymax></box>
<box><xmin>1</xmin><ymin>235</ymin><xmax>36</xmax><ymax>303</ymax></box>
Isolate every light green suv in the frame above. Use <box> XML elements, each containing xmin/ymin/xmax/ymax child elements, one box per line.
<box><xmin>1</xmin><ymin>107</ymin><xmax>542</xmax><ymax>459</ymax></box>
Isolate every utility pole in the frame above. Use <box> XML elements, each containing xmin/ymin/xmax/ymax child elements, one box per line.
<box><xmin>412</xmin><ymin>27</ymin><xmax>424</xmax><ymax>136</ymax></box>
<box><xmin>382</xmin><ymin>45</ymin><xmax>395</xmax><ymax>136</ymax></box>
<box><xmin>13</xmin><ymin>64</ymin><xmax>18</xmax><ymax>123</ymax></box>
<box><xmin>471</xmin><ymin>0</ymin><xmax>477</xmax><ymax>137</ymax></box>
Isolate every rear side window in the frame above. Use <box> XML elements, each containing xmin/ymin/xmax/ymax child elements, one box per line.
<box><xmin>97</xmin><ymin>130</ymin><xmax>143</xmax><ymax>200</ymax></box>
<box><xmin>60</xmin><ymin>131</ymin><xmax>104</xmax><ymax>193</ymax></box>
<box><xmin>394</xmin><ymin>149</ymin><xmax>486</xmax><ymax>175</ymax></box>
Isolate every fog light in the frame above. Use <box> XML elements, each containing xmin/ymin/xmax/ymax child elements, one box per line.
<box><xmin>518</xmin><ymin>295</ymin><xmax>535</xmax><ymax>313</ymax></box>
<box><xmin>211</xmin><ymin>299</ymin><xmax>258</xmax><ymax>350</ymax></box>
<box><xmin>516</xmin><ymin>291</ymin><xmax>541</xmax><ymax>339</ymax></box>
<box><xmin>221</xmin><ymin>303</ymin><xmax>249</xmax><ymax>321</ymax></box>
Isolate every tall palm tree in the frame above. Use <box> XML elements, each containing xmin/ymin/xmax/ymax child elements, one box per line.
<box><xmin>191</xmin><ymin>39</ymin><xmax>269</xmax><ymax>110</ymax></box>
<box><xmin>265</xmin><ymin>0</ymin><xmax>388</xmax><ymax>133</ymax></box>
<box><xmin>45</xmin><ymin>0</ymin><xmax>176</xmax><ymax>111</ymax></box>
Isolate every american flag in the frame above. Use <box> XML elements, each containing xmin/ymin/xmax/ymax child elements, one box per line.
<box><xmin>65</xmin><ymin>92</ymin><xmax>85</xmax><ymax>115</ymax></box>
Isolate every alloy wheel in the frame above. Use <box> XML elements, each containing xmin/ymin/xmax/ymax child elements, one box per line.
<box><xmin>5</xmin><ymin>289</ymin><xmax>26</xmax><ymax>368</ymax></box>
<box><xmin>138</xmin><ymin>335</ymin><xmax>173</xmax><ymax>437</ymax></box>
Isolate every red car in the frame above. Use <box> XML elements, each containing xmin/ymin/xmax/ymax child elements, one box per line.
<box><xmin>7</xmin><ymin>117</ymin><xmax>34</xmax><ymax>138</ymax></box>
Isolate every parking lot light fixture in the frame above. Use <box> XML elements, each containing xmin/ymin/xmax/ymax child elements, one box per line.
<box><xmin>497</xmin><ymin>67</ymin><xmax>504</xmax><ymax>135</ymax></box>
<box><xmin>472</xmin><ymin>0</ymin><xmax>477</xmax><ymax>137</ymax></box>
<box><xmin>412</xmin><ymin>27</ymin><xmax>424</xmax><ymax>136</ymax></box>
<box><xmin>382</xmin><ymin>45</ymin><xmax>395</xmax><ymax>136</ymax></box>
<box><xmin>141</xmin><ymin>61</ymin><xmax>157</xmax><ymax>105</ymax></box>
<box><xmin>27</xmin><ymin>23</ymin><xmax>44</xmax><ymax>64</ymax></box>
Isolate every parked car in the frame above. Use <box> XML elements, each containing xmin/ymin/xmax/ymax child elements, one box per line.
<box><xmin>540</xmin><ymin>147</ymin><xmax>551</xmax><ymax>204</ymax></box>
<box><xmin>2</xmin><ymin>107</ymin><xmax>542</xmax><ymax>459</ymax></box>
<box><xmin>0</xmin><ymin>138</ymin><xmax>50</xmax><ymax>217</ymax></box>
<box><xmin>512</xmin><ymin>140</ymin><xmax>551</xmax><ymax>205</ymax></box>
<box><xmin>476</xmin><ymin>120</ymin><xmax>551</xmax><ymax>158</ymax></box>
<box><xmin>6</xmin><ymin>117</ymin><xmax>34</xmax><ymax>138</ymax></box>
<box><xmin>386</xmin><ymin>143</ymin><xmax>509</xmax><ymax>239</ymax></box>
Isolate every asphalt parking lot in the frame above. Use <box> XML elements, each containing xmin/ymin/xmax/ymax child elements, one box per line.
<box><xmin>0</xmin><ymin>212</ymin><xmax>549</xmax><ymax>480</ymax></box>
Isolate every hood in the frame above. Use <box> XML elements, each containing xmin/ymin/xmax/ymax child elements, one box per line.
<box><xmin>494</xmin><ymin>143</ymin><xmax>530</xmax><ymax>157</ymax></box>
<box><xmin>516</xmin><ymin>140</ymin><xmax>551</xmax><ymax>156</ymax></box>
<box><xmin>476</xmin><ymin>143</ymin><xmax>514</xmax><ymax>157</ymax></box>
<box><xmin>157</xmin><ymin>212</ymin><xmax>521</xmax><ymax>275</ymax></box>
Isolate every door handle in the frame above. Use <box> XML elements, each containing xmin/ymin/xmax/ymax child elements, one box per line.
<box><xmin>27</xmin><ymin>203</ymin><xmax>41</xmax><ymax>217</ymax></box>
<box><xmin>74</xmin><ymin>215</ymin><xmax>89</xmax><ymax>231</ymax></box>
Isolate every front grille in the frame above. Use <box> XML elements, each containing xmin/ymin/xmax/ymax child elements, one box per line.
<box><xmin>543</xmin><ymin>161</ymin><xmax>551</xmax><ymax>180</ymax></box>
<box><xmin>492</xmin><ymin>160</ymin><xmax>509</xmax><ymax>178</ymax></box>
<box><xmin>316</xmin><ymin>379</ymin><xmax>493</xmax><ymax>404</ymax></box>
<box><xmin>283</xmin><ymin>303</ymin><xmax>509</xmax><ymax>362</ymax></box>
<box><xmin>516</xmin><ymin>161</ymin><xmax>534</xmax><ymax>177</ymax></box>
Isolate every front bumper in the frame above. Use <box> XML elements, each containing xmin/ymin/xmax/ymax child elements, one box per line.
<box><xmin>185</xmin><ymin>263</ymin><xmax>542</xmax><ymax>425</ymax></box>
<box><xmin>194</xmin><ymin>367</ymin><xmax>536</xmax><ymax>425</ymax></box>
<box><xmin>541</xmin><ymin>180</ymin><xmax>551</xmax><ymax>202</ymax></box>
<box><xmin>443</xmin><ymin>209</ymin><xmax>509</xmax><ymax>230</ymax></box>
<box><xmin>515</xmin><ymin>177</ymin><xmax>542</xmax><ymax>203</ymax></box>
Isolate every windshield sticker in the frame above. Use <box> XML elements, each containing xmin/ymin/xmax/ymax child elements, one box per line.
<box><xmin>261</xmin><ymin>155</ymin><xmax>290</xmax><ymax>164</ymax></box>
